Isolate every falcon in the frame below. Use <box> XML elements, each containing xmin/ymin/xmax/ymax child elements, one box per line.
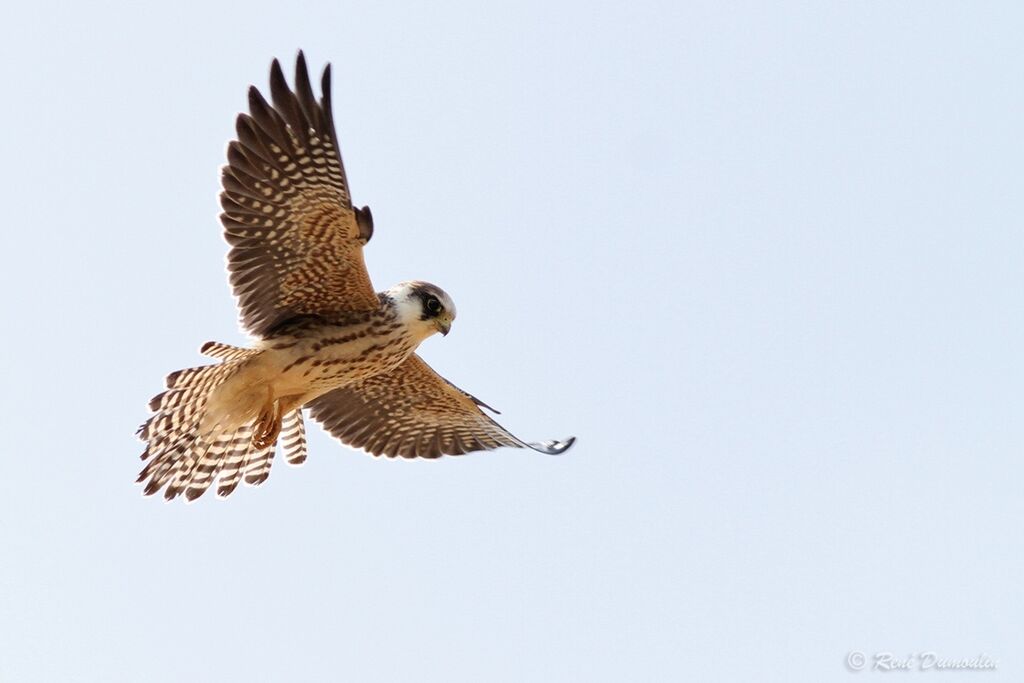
<box><xmin>137</xmin><ymin>52</ymin><xmax>575</xmax><ymax>501</ymax></box>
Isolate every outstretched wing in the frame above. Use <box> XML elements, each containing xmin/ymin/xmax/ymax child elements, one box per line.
<box><xmin>220</xmin><ymin>52</ymin><xmax>379</xmax><ymax>338</ymax></box>
<box><xmin>307</xmin><ymin>354</ymin><xmax>576</xmax><ymax>458</ymax></box>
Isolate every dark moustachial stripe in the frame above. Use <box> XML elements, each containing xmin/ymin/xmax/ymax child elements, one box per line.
<box><xmin>410</xmin><ymin>282</ymin><xmax>447</xmax><ymax>321</ymax></box>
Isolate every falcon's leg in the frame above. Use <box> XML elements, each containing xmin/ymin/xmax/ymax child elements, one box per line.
<box><xmin>252</xmin><ymin>387</ymin><xmax>282</xmax><ymax>450</ymax></box>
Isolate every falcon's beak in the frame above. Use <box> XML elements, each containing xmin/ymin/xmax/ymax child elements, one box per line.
<box><xmin>435</xmin><ymin>316</ymin><xmax>452</xmax><ymax>337</ymax></box>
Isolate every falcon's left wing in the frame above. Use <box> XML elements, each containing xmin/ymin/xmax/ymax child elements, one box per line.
<box><xmin>307</xmin><ymin>354</ymin><xmax>575</xmax><ymax>458</ymax></box>
<box><xmin>220</xmin><ymin>52</ymin><xmax>379</xmax><ymax>338</ymax></box>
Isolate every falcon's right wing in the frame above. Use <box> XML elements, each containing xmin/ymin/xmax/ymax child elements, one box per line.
<box><xmin>307</xmin><ymin>354</ymin><xmax>575</xmax><ymax>459</ymax></box>
<box><xmin>220</xmin><ymin>52</ymin><xmax>379</xmax><ymax>338</ymax></box>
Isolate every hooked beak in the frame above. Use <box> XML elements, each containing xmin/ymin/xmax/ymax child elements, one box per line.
<box><xmin>435</xmin><ymin>317</ymin><xmax>452</xmax><ymax>337</ymax></box>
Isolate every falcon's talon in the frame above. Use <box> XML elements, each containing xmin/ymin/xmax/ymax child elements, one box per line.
<box><xmin>135</xmin><ymin>52</ymin><xmax>576</xmax><ymax>501</ymax></box>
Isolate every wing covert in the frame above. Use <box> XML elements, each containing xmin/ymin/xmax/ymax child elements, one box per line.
<box><xmin>307</xmin><ymin>354</ymin><xmax>575</xmax><ymax>458</ymax></box>
<box><xmin>220</xmin><ymin>52</ymin><xmax>379</xmax><ymax>337</ymax></box>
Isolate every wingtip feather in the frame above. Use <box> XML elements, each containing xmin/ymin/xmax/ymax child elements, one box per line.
<box><xmin>528</xmin><ymin>436</ymin><xmax>576</xmax><ymax>455</ymax></box>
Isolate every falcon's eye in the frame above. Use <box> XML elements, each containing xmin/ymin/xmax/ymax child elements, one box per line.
<box><xmin>426</xmin><ymin>297</ymin><xmax>443</xmax><ymax>315</ymax></box>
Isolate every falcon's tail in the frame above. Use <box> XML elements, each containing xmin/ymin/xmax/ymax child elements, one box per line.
<box><xmin>135</xmin><ymin>341</ymin><xmax>308</xmax><ymax>501</ymax></box>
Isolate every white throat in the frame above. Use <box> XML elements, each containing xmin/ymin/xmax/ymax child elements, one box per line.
<box><xmin>392</xmin><ymin>296</ymin><xmax>433</xmax><ymax>342</ymax></box>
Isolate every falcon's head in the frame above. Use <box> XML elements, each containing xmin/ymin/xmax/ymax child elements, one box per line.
<box><xmin>387</xmin><ymin>281</ymin><xmax>457</xmax><ymax>341</ymax></box>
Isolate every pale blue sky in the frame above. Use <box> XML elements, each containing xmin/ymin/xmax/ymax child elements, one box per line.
<box><xmin>1</xmin><ymin>1</ymin><xmax>1022</xmax><ymax>681</ymax></box>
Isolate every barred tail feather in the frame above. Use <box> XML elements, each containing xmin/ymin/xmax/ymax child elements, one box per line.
<box><xmin>200</xmin><ymin>340</ymin><xmax>260</xmax><ymax>362</ymax></box>
<box><xmin>136</xmin><ymin>341</ymin><xmax>289</xmax><ymax>501</ymax></box>
<box><xmin>216</xmin><ymin>426</ymin><xmax>254</xmax><ymax>498</ymax></box>
<box><xmin>242</xmin><ymin>442</ymin><xmax>275</xmax><ymax>487</ymax></box>
<box><xmin>164</xmin><ymin>434</ymin><xmax>218</xmax><ymax>500</ymax></box>
<box><xmin>281</xmin><ymin>410</ymin><xmax>308</xmax><ymax>465</ymax></box>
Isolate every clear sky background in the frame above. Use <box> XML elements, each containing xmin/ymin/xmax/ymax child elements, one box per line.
<box><xmin>1</xmin><ymin>2</ymin><xmax>1022</xmax><ymax>681</ymax></box>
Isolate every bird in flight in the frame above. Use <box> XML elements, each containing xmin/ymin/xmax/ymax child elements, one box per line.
<box><xmin>136</xmin><ymin>52</ymin><xmax>575</xmax><ymax>501</ymax></box>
